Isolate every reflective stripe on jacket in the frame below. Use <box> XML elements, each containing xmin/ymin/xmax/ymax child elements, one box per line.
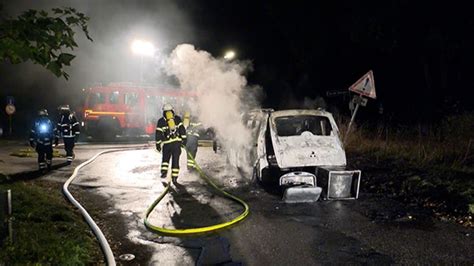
<box><xmin>186</xmin><ymin>122</ymin><xmax>202</xmax><ymax>138</ymax></box>
<box><xmin>155</xmin><ymin>115</ymin><xmax>187</xmax><ymax>145</ymax></box>
<box><xmin>29</xmin><ymin>117</ymin><xmax>56</xmax><ymax>145</ymax></box>
<box><xmin>57</xmin><ymin>113</ymin><xmax>80</xmax><ymax>138</ymax></box>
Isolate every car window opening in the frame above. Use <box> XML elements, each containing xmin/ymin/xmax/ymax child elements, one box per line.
<box><xmin>275</xmin><ymin>115</ymin><xmax>332</xmax><ymax>136</ymax></box>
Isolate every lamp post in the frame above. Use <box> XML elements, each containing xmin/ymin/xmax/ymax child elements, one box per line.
<box><xmin>131</xmin><ymin>39</ymin><xmax>155</xmax><ymax>83</ymax></box>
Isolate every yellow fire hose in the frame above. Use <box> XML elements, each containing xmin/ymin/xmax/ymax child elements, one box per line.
<box><xmin>144</xmin><ymin>146</ymin><xmax>250</xmax><ymax>236</ymax></box>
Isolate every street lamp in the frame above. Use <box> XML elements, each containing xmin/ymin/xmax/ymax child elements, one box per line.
<box><xmin>224</xmin><ymin>50</ymin><xmax>236</xmax><ymax>60</ymax></box>
<box><xmin>131</xmin><ymin>40</ymin><xmax>155</xmax><ymax>56</ymax></box>
<box><xmin>131</xmin><ymin>39</ymin><xmax>155</xmax><ymax>83</ymax></box>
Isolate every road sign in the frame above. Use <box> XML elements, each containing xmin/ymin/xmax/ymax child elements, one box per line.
<box><xmin>348</xmin><ymin>70</ymin><xmax>376</xmax><ymax>99</ymax></box>
<box><xmin>326</xmin><ymin>90</ymin><xmax>349</xmax><ymax>97</ymax></box>
<box><xmin>5</xmin><ymin>104</ymin><xmax>15</xmax><ymax>115</ymax></box>
<box><xmin>344</xmin><ymin>71</ymin><xmax>376</xmax><ymax>144</ymax></box>
<box><xmin>351</xmin><ymin>95</ymin><xmax>368</xmax><ymax>107</ymax></box>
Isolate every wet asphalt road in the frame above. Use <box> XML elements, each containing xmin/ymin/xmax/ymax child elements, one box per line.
<box><xmin>40</xmin><ymin>143</ymin><xmax>474</xmax><ymax>264</ymax></box>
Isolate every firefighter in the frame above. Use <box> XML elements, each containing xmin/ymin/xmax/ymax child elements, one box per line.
<box><xmin>182</xmin><ymin>111</ymin><xmax>202</xmax><ymax>171</ymax></box>
<box><xmin>155</xmin><ymin>104</ymin><xmax>187</xmax><ymax>184</ymax></box>
<box><xmin>56</xmin><ymin>105</ymin><xmax>80</xmax><ymax>164</ymax></box>
<box><xmin>29</xmin><ymin>109</ymin><xmax>57</xmax><ymax>172</ymax></box>
<box><xmin>206</xmin><ymin>127</ymin><xmax>220</xmax><ymax>153</ymax></box>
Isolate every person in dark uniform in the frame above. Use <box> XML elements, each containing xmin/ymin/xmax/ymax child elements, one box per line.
<box><xmin>29</xmin><ymin>109</ymin><xmax>57</xmax><ymax>172</ymax></box>
<box><xmin>155</xmin><ymin>104</ymin><xmax>187</xmax><ymax>184</ymax></box>
<box><xmin>56</xmin><ymin>105</ymin><xmax>80</xmax><ymax>164</ymax></box>
<box><xmin>206</xmin><ymin>127</ymin><xmax>220</xmax><ymax>153</ymax></box>
<box><xmin>182</xmin><ymin>111</ymin><xmax>202</xmax><ymax>171</ymax></box>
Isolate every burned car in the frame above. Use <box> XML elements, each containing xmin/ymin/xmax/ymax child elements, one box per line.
<box><xmin>248</xmin><ymin>109</ymin><xmax>361</xmax><ymax>203</ymax></box>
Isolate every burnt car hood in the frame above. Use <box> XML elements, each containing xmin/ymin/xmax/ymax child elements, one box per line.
<box><xmin>271</xmin><ymin>134</ymin><xmax>347</xmax><ymax>168</ymax></box>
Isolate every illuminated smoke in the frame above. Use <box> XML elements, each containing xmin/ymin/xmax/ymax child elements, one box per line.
<box><xmin>165</xmin><ymin>44</ymin><xmax>261</xmax><ymax>176</ymax></box>
<box><xmin>0</xmin><ymin>0</ymin><xmax>195</xmax><ymax>132</ymax></box>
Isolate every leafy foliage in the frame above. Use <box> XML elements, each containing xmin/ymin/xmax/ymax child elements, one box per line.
<box><xmin>0</xmin><ymin>7</ymin><xmax>92</xmax><ymax>79</ymax></box>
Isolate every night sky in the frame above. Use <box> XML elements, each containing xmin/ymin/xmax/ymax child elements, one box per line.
<box><xmin>1</xmin><ymin>0</ymin><xmax>474</xmax><ymax>134</ymax></box>
<box><xmin>191</xmin><ymin>1</ymin><xmax>474</xmax><ymax>121</ymax></box>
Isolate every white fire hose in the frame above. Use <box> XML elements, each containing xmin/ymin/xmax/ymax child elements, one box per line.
<box><xmin>62</xmin><ymin>145</ymin><xmax>149</xmax><ymax>265</ymax></box>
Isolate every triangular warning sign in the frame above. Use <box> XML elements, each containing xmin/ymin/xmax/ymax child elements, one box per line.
<box><xmin>348</xmin><ymin>70</ymin><xmax>376</xmax><ymax>99</ymax></box>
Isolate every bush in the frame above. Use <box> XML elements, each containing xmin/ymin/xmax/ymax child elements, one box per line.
<box><xmin>345</xmin><ymin>113</ymin><xmax>474</xmax><ymax>169</ymax></box>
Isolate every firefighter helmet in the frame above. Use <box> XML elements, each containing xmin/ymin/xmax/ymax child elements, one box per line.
<box><xmin>162</xmin><ymin>103</ymin><xmax>174</xmax><ymax>112</ymax></box>
<box><xmin>38</xmin><ymin>109</ymin><xmax>48</xmax><ymax>116</ymax></box>
<box><xmin>58</xmin><ymin>105</ymin><xmax>70</xmax><ymax>111</ymax></box>
<box><xmin>58</xmin><ymin>105</ymin><xmax>71</xmax><ymax>115</ymax></box>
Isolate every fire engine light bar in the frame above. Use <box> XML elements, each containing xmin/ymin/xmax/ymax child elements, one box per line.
<box><xmin>85</xmin><ymin>110</ymin><xmax>125</xmax><ymax>115</ymax></box>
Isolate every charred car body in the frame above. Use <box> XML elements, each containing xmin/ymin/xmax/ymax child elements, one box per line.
<box><xmin>247</xmin><ymin>109</ymin><xmax>361</xmax><ymax>202</ymax></box>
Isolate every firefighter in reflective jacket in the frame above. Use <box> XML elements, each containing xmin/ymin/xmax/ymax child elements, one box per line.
<box><xmin>183</xmin><ymin>111</ymin><xmax>202</xmax><ymax>170</ymax></box>
<box><xmin>57</xmin><ymin>105</ymin><xmax>80</xmax><ymax>164</ymax></box>
<box><xmin>29</xmin><ymin>109</ymin><xmax>57</xmax><ymax>172</ymax></box>
<box><xmin>155</xmin><ymin>104</ymin><xmax>187</xmax><ymax>184</ymax></box>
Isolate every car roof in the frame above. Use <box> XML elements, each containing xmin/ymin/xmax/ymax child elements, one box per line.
<box><xmin>271</xmin><ymin>109</ymin><xmax>333</xmax><ymax>118</ymax></box>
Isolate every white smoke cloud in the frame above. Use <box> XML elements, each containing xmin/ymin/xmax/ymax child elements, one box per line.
<box><xmin>164</xmin><ymin>44</ymin><xmax>260</xmax><ymax>176</ymax></box>
<box><xmin>0</xmin><ymin>0</ymin><xmax>196</xmax><ymax>131</ymax></box>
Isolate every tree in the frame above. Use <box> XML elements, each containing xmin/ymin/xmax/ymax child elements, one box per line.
<box><xmin>0</xmin><ymin>7</ymin><xmax>92</xmax><ymax>79</ymax></box>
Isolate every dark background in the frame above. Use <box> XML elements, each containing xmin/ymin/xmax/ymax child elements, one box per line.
<box><xmin>1</xmin><ymin>0</ymin><xmax>473</xmax><ymax>135</ymax></box>
<box><xmin>189</xmin><ymin>1</ymin><xmax>474</xmax><ymax>121</ymax></box>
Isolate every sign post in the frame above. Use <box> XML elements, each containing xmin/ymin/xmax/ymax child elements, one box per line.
<box><xmin>5</xmin><ymin>97</ymin><xmax>15</xmax><ymax>136</ymax></box>
<box><xmin>1</xmin><ymin>189</ymin><xmax>12</xmax><ymax>244</ymax></box>
<box><xmin>344</xmin><ymin>70</ymin><xmax>376</xmax><ymax>144</ymax></box>
<box><xmin>5</xmin><ymin>104</ymin><xmax>16</xmax><ymax>135</ymax></box>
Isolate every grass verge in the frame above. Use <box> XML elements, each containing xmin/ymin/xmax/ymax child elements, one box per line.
<box><xmin>0</xmin><ymin>174</ymin><xmax>102</xmax><ymax>264</ymax></box>
<box><xmin>343</xmin><ymin>113</ymin><xmax>474</xmax><ymax>226</ymax></box>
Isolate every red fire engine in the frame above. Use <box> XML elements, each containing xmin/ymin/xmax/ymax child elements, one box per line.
<box><xmin>81</xmin><ymin>83</ymin><xmax>194</xmax><ymax>139</ymax></box>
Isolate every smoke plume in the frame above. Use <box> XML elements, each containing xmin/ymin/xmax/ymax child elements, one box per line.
<box><xmin>0</xmin><ymin>0</ymin><xmax>195</xmax><ymax>133</ymax></box>
<box><xmin>165</xmin><ymin>44</ymin><xmax>261</xmax><ymax>175</ymax></box>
